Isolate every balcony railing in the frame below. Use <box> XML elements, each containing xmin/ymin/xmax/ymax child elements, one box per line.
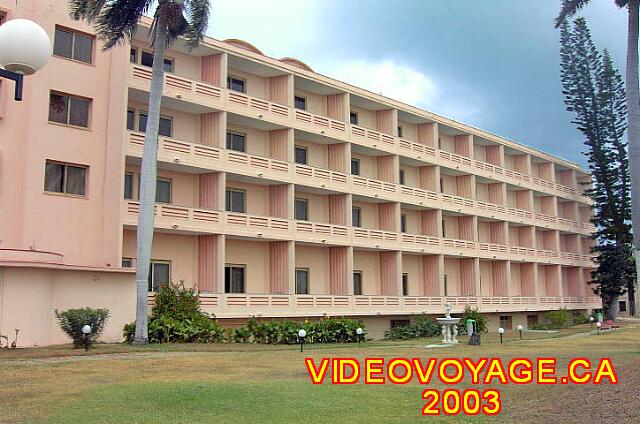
<box><xmin>146</xmin><ymin>292</ymin><xmax>601</xmax><ymax>317</ymax></box>
<box><xmin>123</xmin><ymin>201</ymin><xmax>595</xmax><ymax>267</ymax></box>
<box><xmin>128</xmin><ymin>64</ymin><xmax>591</xmax><ymax>204</ymax></box>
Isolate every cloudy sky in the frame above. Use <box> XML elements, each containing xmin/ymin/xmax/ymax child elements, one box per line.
<box><xmin>208</xmin><ymin>0</ymin><xmax>628</xmax><ymax>166</ymax></box>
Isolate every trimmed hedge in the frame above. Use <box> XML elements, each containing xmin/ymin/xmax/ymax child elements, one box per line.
<box><xmin>55</xmin><ymin>307</ymin><xmax>109</xmax><ymax>349</ymax></box>
<box><xmin>229</xmin><ymin>317</ymin><xmax>366</xmax><ymax>344</ymax></box>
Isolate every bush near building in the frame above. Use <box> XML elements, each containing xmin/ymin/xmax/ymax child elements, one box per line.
<box><xmin>55</xmin><ymin>307</ymin><xmax>109</xmax><ymax>349</ymax></box>
<box><xmin>384</xmin><ymin>316</ymin><xmax>441</xmax><ymax>340</ymax></box>
<box><xmin>530</xmin><ymin>308</ymin><xmax>590</xmax><ymax>330</ymax></box>
<box><xmin>229</xmin><ymin>317</ymin><xmax>365</xmax><ymax>344</ymax></box>
<box><xmin>458</xmin><ymin>306</ymin><xmax>488</xmax><ymax>335</ymax></box>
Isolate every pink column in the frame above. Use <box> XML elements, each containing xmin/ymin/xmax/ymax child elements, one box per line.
<box><xmin>199</xmin><ymin>173</ymin><xmax>224</xmax><ymax>210</ymax></box>
<box><xmin>269</xmin><ymin>184</ymin><xmax>290</xmax><ymax>218</ymax></box>
<box><xmin>378</xmin><ymin>203</ymin><xmax>400</xmax><ymax>232</ymax></box>
<box><xmin>198</xmin><ymin>235</ymin><xmax>223</xmax><ymax>293</ymax></box>
<box><xmin>328</xmin><ymin>143</ymin><xmax>349</xmax><ymax>173</ymax></box>
<box><xmin>377</xmin><ymin>155</ymin><xmax>399</xmax><ymax>183</ymax></box>
<box><xmin>420</xmin><ymin>210</ymin><xmax>439</xmax><ymax>236</ymax></box>
<box><xmin>328</xmin><ymin>194</ymin><xmax>348</xmax><ymax>225</ymax></box>
<box><xmin>417</xmin><ymin>122</ymin><xmax>438</xmax><ymax>147</ymax></box>
<box><xmin>421</xmin><ymin>255</ymin><xmax>440</xmax><ymax>295</ymax></box>
<box><xmin>329</xmin><ymin>246</ymin><xmax>349</xmax><ymax>295</ymax></box>
<box><xmin>379</xmin><ymin>251</ymin><xmax>401</xmax><ymax>295</ymax></box>
<box><xmin>327</xmin><ymin>93</ymin><xmax>350</xmax><ymax>122</ymax></box>
<box><xmin>201</xmin><ymin>53</ymin><xmax>226</xmax><ymax>86</ymax></box>
<box><xmin>492</xmin><ymin>261</ymin><xmax>509</xmax><ymax>296</ymax></box>
<box><xmin>375</xmin><ymin>109</ymin><xmax>398</xmax><ymax>135</ymax></box>
<box><xmin>419</xmin><ymin>166</ymin><xmax>439</xmax><ymax>191</ymax></box>
<box><xmin>459</xmin><ymin>258</ymin><xmax>477</xmax><ymax>296</ymax></box>
<box><xmin>269</xmin><ymin>241</ymin><xmax>292</xmax><ymax>294</ymax></box>
<box><xmin>520</xmin><ymin>263</ymin><xmax>536</xmax><ymax>296</ymax></box>
<box><xmin>200</xmin><ymin>112</ymin><xmax>225</xmax><ymax>147</ymax></box>
<box><xmin>269</xmin><ymin>128</ymin><xmax>292</xmax><ymax>161</ymax></box>
<box><xmin>454</xmin><ymin>135</ymin><xmax>472</xmax><ymax>157</ymax></box>
<box><xmin>456</xmin><ymin>175</ymin><xmax>474</xmax><ymax>199</ymax></box>
<box><xmin>268</xmin><ymin>74</ymin><xmax>293</xmax><ymax>106</ymax></box>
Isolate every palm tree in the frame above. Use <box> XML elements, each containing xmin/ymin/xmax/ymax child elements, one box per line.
<box><xmin>69</xmin><ymin>0</ymin><xmax>210</xmax><ymax>343</ymax></box>
<box><xmin>556</xmin><ymin>0</ymin><xmax>640</xmax><ymax>317</ymax></box>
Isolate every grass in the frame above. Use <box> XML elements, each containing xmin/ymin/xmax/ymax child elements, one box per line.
<box><xmin>0</xmin><ymin>324</ymin><xmax>638</xmax><ymax>423</ymax></box>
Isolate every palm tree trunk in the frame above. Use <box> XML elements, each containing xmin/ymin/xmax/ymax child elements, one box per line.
<box><xmin>627</xmin><ymin>0</ymin><xmax>640</xmax><ymax>317</ymax></box>
<box><xmin>133</xmin><ymin>20</ymin><xmax>167</xmax><ymax>344</ymax></box>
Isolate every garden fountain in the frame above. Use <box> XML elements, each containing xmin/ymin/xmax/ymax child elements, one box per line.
<box><xmin>436</xmin><ymin>303</ymin><xmax>460</xmax><ymax>344</ymax></box>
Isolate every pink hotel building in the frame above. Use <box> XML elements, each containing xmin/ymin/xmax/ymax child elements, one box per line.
<box><xmin>0</xmin><ymin>1</ymin><xmax>601</xmax><ymax>346</ymax></box>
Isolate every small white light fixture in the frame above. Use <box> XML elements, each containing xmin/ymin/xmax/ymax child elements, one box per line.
<box><xmin>298</xmin><ymin>328</ymin><xmax>307</xmax><ymax>352</ymax></box>
<box><xmin>516</xmin><ymin>324</ymin><xmax>523</xmax><ymax>339</ymax></box>
<box><xmin>0</xmin><ymin>19</ymin><xmax>51</xmax><ymax>75</ymax></box>
<box><xmin>356</xmin><ymin>327</ymin><xmax>363</xmax><ymax>335</ymax></box>
<box><xmin>81</xmin><ymin>325</ymin><xmax>92</xmax><ymax>335</ymax></box>
<box><xmin>498</xmin><ymin>327</ymin><xmax>505</xmax><ymax>344</ymax></box>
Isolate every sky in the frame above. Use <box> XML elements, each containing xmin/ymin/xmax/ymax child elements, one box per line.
<box><xmin>207</xmin><ymin>0</ymin><xmax>628</xmax><ymax>166</ymax></box>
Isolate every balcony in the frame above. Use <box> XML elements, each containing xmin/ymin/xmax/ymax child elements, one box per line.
<box><xmin>127</xmin><ymin>64</ymin><xmax>591</xmax><ymax>204</ymax></box>
<box><xmin>125</xmin><ymin>132</ymin><xmax>595</xmax><ymax>236</ymax></box>
<box><xmin>147</xmin><ymin>292</ymin><xmax>601</xmax><ymax>318</ymax></box>
<box><xmin>122</xmin><ymin>201</ymin><xmax>595</xmax><ymax>267</ymax></box>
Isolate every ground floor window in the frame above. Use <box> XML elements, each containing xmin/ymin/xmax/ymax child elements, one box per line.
<box><xmin>499</xmin><ymin>315</ymin><xmax>512</xmax><ymax>330</ymax></box>
<box><xmin>619</xmin><ymin>300</ymin><xmax>627</xmax><ymax>312</ymax></box>
<box><xmin>295</xmin><ymin>268</ymin><xmax>309</xmax><ymax>294</ymax></box>
<box><xmin>526</xmin><ymin>315</ymin><xmax>538</xmax><ymax>327</ymax></box>
<box><xmin>353</xmin><ymin>271</ymin><xmax>363</xmax><ymax>295</ymax></box>
<box><xmin>148</xmin><ymin>260</ymin><xmax>170</xmax><ymax>292</ymax></box>
<box><xmin>225</xmin><ymin>265</ymin><xmax>245</xmax><ymax>293</ymax></box>
<box><xmin>390</xmin><ymin>319</ymin><xmax>410</xmax><ymax>329</ymax></box>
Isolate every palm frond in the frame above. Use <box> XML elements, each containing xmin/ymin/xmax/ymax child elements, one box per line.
<box><xmin>183</xmin><ymin>0</ymin><xmax>210</xmax><ymax>50</ymax></box>
<box><xmin>555</xmin><ymin>0</ymin><xmax>593</xmax><ymax>28</ymax></box>
<box><xmin>95</xmin><ymin>0</ymin><xmax>154</xmax><ymax>50</ymax></box>
<box><xmin>68</xmin><ymin>0</ymin><xmax>108</xmax><ymax>22</ymax></box>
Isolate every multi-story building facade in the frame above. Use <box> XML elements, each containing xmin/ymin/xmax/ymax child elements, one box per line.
<box><xmin>0</xmin><ymin>0</ymin><xmax>600</xmax><ymax>346</ymax></box>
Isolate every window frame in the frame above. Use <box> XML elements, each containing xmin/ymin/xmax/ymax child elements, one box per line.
<box><xmin>224</xmin><ymin>264</ymin><xmax>246</xmax><ymax>293</ymax></box>
<box><xmin>148</xmin><ymin>260</ymin><xmax>171</xmax><ymax>292</ymax></box>
<box><xmin>499</xmin><ymin>315</ymin><xmax>513</xmax><ymax>330</ymax></box>
<box><xmin>53</xmin><ymin>25</ymin><xmax>95</xmax><ymax>64</ymax></box>
<box><xmin>225</xmin><ymin>188</ymin><xmax>247</xmax><ymax>213</ymax></box>
<box><xmin>401</xmin><ymin>214</ymin><xmax>407</xmax><ymax>233</ymax></box>
<box><xmin>294</xmin><ymin>95</ymin><xmax>307</xmax><ymax>111</ymax></box>
<box><xmin>139</xmin><ymin>49</ymin><xmax>174</xmax><ymax>72</ymax></box>
<box><xmin>402</xmin><ymin>273</ymin><xmax>409</xmax><ymax>296</ymax></box>
<box><xmin>353</xmin><ymin>271</ymin><xmax>363</xmax><ymax>295</ymax></box>
<box><xmin>294</xmin><ymin>145</ymin><xmax>308</xmax><ymax>165</ymax></box>
<box><xmin>124</xmin><ymin>172</ymin><xmax>134</xmax><ymax>200</ymax></box>
<box><xmin>295</xmin><ymin>268</ymin><xmax>310</xmax><ymax>295</ymax></box>
<box><xmin>155</xmin><ymin>177</ymin><xmax>173</xmax><ymax>204</ymax></box>
<box><xmin>226</xmin><ymin>130</ymin><xmax>247</xmax><ymax>152</ymax></box>
<box><xmin>349</xmin><ymin>112</ymin><xmax>358</xmax><ymax>125</ymax></box>
<box><xmin>350</xmin><ymin>158</ymin><xmax>360</xmax><ymax>176</ymax></box>
<box><xmin>48</xmin><ymin>91</ymin><xmax>92</xmax><ymax>129</ymax></box>
<box><xmin>44</xmin><ymin>160</ymin><xmax>88</xmax><ymax>197</ymax></box>
<box><xmin>397</xmin><ymin>126</ymin><xmax>403</xmax><ymax>138</ymax></box>
<box><xmin>121</xmin><ymin>258</ymin><xmax>133</xmax><ymax>268</ymax></box>
<box><xmin>227</xmin><ymin>75</ymin><xmax>246</xmax><ymax>93</ymax></box>
<box><xmin>399</xmin><ymin>168</ymin><xmax>406</xmax><ymax>185</ymax></box>
<box><xmin>138</xmin><ymin>110</ymin><xmax>173</xmax><ymax>137</ymax></box>
<box><xmin>352</xmin><ymin>206</ymin><xmax>361</xmax><ymax>228</ymax></box>
<box><xmin>294</xmin><ymin>198</ymin><xmax>309</xmax><ymax>221</ymax></box>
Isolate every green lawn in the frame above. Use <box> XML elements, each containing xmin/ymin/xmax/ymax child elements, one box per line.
<box><xmin>1</xmin><ymin>324</ymin><xmax>638</xmax><ymax>423</ymax></box>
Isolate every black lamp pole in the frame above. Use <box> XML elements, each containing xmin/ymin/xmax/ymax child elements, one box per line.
<box><xmin>0</xmin><ymin>68</ymin><xmax>24</xmax><ymax>101</ymax></box>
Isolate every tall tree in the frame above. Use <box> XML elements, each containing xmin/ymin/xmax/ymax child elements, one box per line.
<box><xmin>556</xmin><ymin>0</ymin><xmax>640</xmax><ymax>317</ymax></box>
<box><xmin>69</xmin><ymin>0</ymin><xmax>210</xmax><ymax>343</ymax></box>
<box><xmin>559</xmin><ymin>18</ymin><xmax>634</xmax><ymax>318</ymax></box>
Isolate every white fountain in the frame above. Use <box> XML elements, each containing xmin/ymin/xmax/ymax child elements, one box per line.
<box><xmin>436</xmin><ymin>303</ymin><xmax>460</xmax><ymax>344</ymax></box>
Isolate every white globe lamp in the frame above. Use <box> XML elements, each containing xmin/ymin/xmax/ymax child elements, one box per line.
<box><xmin>0</xmin><ymin>19</ymin><xmax>51</xmax><ymax>75</ymax></box>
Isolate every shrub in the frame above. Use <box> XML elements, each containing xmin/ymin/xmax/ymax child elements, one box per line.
<box><xmin>231</xmin><ymin>317</ymin><xmax>365</xmax><ymax>344</ymax></box>
<box><xmin>546</xmin><ymin>309</ymin><xmax>573</xmax><ymax>329</ymax></box>
<box><xmin>384</xmin><ymin>315</ymin><xmax>441</xmax><ymax>340</ymax></box>
<box><xmin>457</xmin><ymin>306</ymin><xmax>488</xmax><ymax>335</ymax></box>
<box><xmin>123</xmin><ymin>282</ymin><xmax>224</xmax><ymax>343</ymax></box>
<box><xmin>571</xmin><ymin>312</ymin><xmax>591</xmax><ymax>325</ymax></box>
<box><xmin>55</xmin><ymin>307</ymin><xmax>109</xmax><ymax>349</ymax></box>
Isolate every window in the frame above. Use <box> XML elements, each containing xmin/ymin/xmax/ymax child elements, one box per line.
<box><xmin>148</xmin><ymin>260</ymin><xmax>170</xmax><ymax>292</ymax></box>
<box><xmin>442</xmin><ymin>218</ymin><xmax>446</xmax><ymax>237</ymax></box>
<box><xmin>295</xmin><ymin>198</ymin><xmax>309</xmax><ymax>221</ymax></box>
<box><xmin>526</xmin><ymin>314</ymin><xmax>538</xmax><ymax>327</ymax></box>
<box><xmin>295</xmin><ymin>268</ymin><xmax>310</xmax><ymax>294</ymax></box>
<box><xmin>53</xmin><ymin>26</ymin><xmax>94</xmax><ymax>63</ymax></box>
<box><xmin>294</xmin><ymin>96</ymin><xmax>307</xmax><ymax>110</ymax></box>
<box><xmin>352</xmin><ymin>207</ymin><xmax>361</xmax><ymax>228</ymax></box>
<box><xmin>499</xmin><ymin>315</ymin><xmax>513</xmax><ymax>330</ymax></box>
<box><xmin>124</xmin><ymin>173</ymin><xmax>133</xmax><ymax>199</ymax></box>
<box><xmin>48</xmin><ymin>92</ymin><xmax>90</xmax><ymax>128</ymax></box>
<box><xmin>349</xmin><ymin>112</ymin><xmax>358</xmax><ymax>125</ymax></box>
<box><xmin>156</xmin><ymin>178</ymin><xmax>172</xmax><ymax>203</ymax></box>
<box><xmin>227</xmin><ymin>76</ymin><xmax>246</xmax><ymax>93</ymax></box>
<box><xmin>226</xmin><ymin>131</ymin><xmax>246</xmax><ymax>152</ymax></box>
<box><xmin>226</xmin><ymin>189</ymin><xmax>246</xmax><ymax>213</ymax></box>
<box><xmin>619</xmin><ymin>300</ymin><xmax>627</xmax><ymax>312</ymax></box>
<box><xmin>140</xmin><ymin>50</ymin><xmax>173</xmax><ymax>72</ymax></box>
<box><xmin>351</xmin><ymin>158</ymin><xmax>360</xmax><ymax>176</ymax></box>
<box><xmin>126</xmin><ymin>109</ymin><xmax>135</xmax><ymax>131</ymax></box>
<box><xmin>139</xmin><ymin>112</ymin><xmax>172</xmax><ymax>137</ymax></box>
<box><xmin>353</xmin><ymin>271</ymin><xmax>363</xmax><ymax>295</ymax></box>
<box><xmin>438</xmin><ymin>137</ymin><xmax>442</xmax><ymax>149</ymax></box>
<box><xmin>444</xmin><ymin>274</ymin><xmax>448</xmax><ymax>296</ymax></box>
<box><xmin>390</xmin><ymin>319</ymin><xmax>410</xmax><ymax>329</ymax></box>
<box><xmin>295</xmin><ymin>146</ymin><xmax>308</xmax><ymax>165</ymax></box>
<box><xmin>129</xmin><ymin>48</ymin><xmax>137</xmax><ymax>64</ymax></box>
<box><xmin>439</xmin><ymin>178</ymin><xmax>444</xmax><ymax>193</ymax></box>
<box><xmin>44</xmin><ymin>161</ymin><xmax>87</xmax><ymax>196</ymax></box>
<box><xmin>402</xmin><ymin>273</ymin><xmax>409</xmax><ymax>296</ymax></box>
<box><xmin>397</xmin><ymin>126</ymin><xmax>403</xmax><ymax>138</ymax></box>
<box><xmin>401</xmin><ymin>214</ymin><xmax>407</xmax><ymax>233</ymax></box>
<box><xmin>225</xmin><ymin>265</ymin><xmax>246</xmax><ymax>293</ymax></box>
<box><xmin>399</xmin><ymin>169</ymin><xmax>406</xmax><ymax>185</ymax></box>
<box><xmin>121</xmin><ymin>258</ymin><xmax>133</xmax><ymax>268</ymax></box>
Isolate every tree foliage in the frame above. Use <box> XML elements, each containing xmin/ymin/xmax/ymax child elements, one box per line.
<box><xmin>559</xmin><ymin>18</ymin><xmax>635</xmax><ymax>317</ymax></box>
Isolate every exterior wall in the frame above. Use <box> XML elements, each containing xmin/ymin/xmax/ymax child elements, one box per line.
<box><xmin>295</xmin><ymin>244</ymin><xmax>329</xmax><ymax>294</ymax></box>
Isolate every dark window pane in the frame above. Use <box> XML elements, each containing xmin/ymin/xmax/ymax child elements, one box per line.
<box><xmin>353</xmin><ymin>272</ymin><xmax>362</xmax><ymax>295</ymax></box>
<box><xmin>352</xmin><ymin>208</ymin><xmax>361</xmax><ymax>227</ymax></box>
<box><xmin>130</xmin><ymin>48</ymin><xmax>137</xmax><ymax>63</ymax></box>
<box><xmin>124</xmin><ymin>174</ymin><xmax>133</xmax><ymax>199</ymax></box>
<box><xmin>53</xmin><ymin>28</ymin><xmax>73</xmax><ymax>58</ymax></box>
<box><xmin>141</xmin><ymin>51</ymin><xmax>153</xmax><ymax>67</ymax></box>
<box><xmin>294</xmin><ymin>96</ymin><xmax>306</xmax><ymax>110</ymax></box>
<box><xmin>295</xmin><ymin>147</ymin><xmax>307</xmax><ymax>165</ymax></box>
<box><xmin>296</xmin><ymin>270</ymin><xmax>309</xmax><ymax>294</ymax></box>
<box><xmin>126</xmin><ymin>109</ymin><xmax>135</xmax><ymax>130</ymax></box>
<box><xmin>159</xmin><ymin>117</ymin><xmax>172</xmax><ymax>137</ymax></box>
<box><xmin>226</xmin><ymin>132</ymin><xmax>246</xmax><ymax>152</ymax></box>
<box><xmin>402</xmin><ymin>274</ymin><xmax>408</xmax><ymax>296</ymax></box>
<box><xmin>44</xmin><ymin>162</ymin><xmax>64</xmax><ymax>193</ymax></box>
<box><xmin>401</xmin><ymin>215</ymin><xmax>407</xmax><ymax>233</ymax></box>
<box><xmin>163</xmin><ymin>58</ymin><xmax>173</xmax><ymax>72</ymax></box>
<box><xmin>68</xmin><ymin>97</ymin><xmax>89</xmax><ymax>127</ymax></box>
<box><xmin>227</xmin><ymin>77</ymin><xmax>245</xmax><ymax>93</ymax></box>
<box><xmin>351</xmin><ymin>159</ymin><xmax>360</xmax><ymax>176</ymax></box>
<box><xmin>65</xmin><ymin>165</ymin><xmax>86</xmax><ymax>195</ymax></box>
<box><xmin>149</xmin><ymin>262</ymin><xmax>170</xmax><ymax>292</ymax></box>
<box><xmin>226</xmin><ymin>190</ymin><xmax>245</xmax><ymax>213</ymax></box>
<box><xmin>350</xmin><ymin>112</ymin><xmax>358</xmax><ymax>125</ymax></box>
<box><xmin>225</xmin><ymin>266</ymin><xmax>245</xmax><ymax>293</ymax></box>
<box><xmin>295</xmin><ymin>199</ymin><xmax>308</xmax><ymax>221</ymax></box>
<box><xmin>122</xmin><ymin>258</ymin><xmax>133</xmax><ymax>268</ymax></box>
<box><xmin>138</xmin><ymin>113</ymin><xmax>148</xmax><ymax>133</ymax></box>
<box><xmin>156</xmin><ymin>179</ymin><xmax>171</xmax><ymax>203</ymax></box>
<box><xmin>73</xmin><ymin>33</ymin><xmax>93</xmax><ymax>63</ymax></box>
<box><xmin>397</xmin><ymin>126</ymin><xmax>403</xmax><ymax>138</ymax></box>
<box><xmin>48</xmin><ymin>93</ymin><xmax>69</xmax><ymax>124</ymax></box>
<box><xmin>399</xmin><ymin>169</ymin><xmax>405</xmax><ymax>185</ymax></box>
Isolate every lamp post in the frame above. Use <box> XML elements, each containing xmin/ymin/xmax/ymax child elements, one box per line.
<box><xmin>0</xmin><ymin>19</ymin><xmax>51</xmax><ymax>101</ymax></box>
<box><xmin>589</xmin><ymin>316</ymin><xmax>595</xmax><ymax>328</ymax></box>
<box><xmin>498</xmin><ymin>327</ymin><xmax>505</xmax><ymax>344</ymax></box>
<box><xmin>596</xmin><ymin>321</ymin><xmax>602</xmax><ymax>335</ymax></box>
<box><xmin>356</xmin><ymin>327</ymin><xmax>363</xmax><ymax>346</ymax></box>
<box><xmin>81</xmin><ymin>324</ymin><xmax>92</xmax><ymax>351</ymax></box>
<box><xmin>516</xmin><ymin>325</ymin><xmax>523</xmax><ymax>340</ymax></box>
<box><xmin>298</xmin><ymin>329</ymin><xmax>307</xmax><ymax>352</ymax></box>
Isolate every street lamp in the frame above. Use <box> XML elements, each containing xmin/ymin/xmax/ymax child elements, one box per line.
<box><xmin>0</xmin><ymin>19</ymin><xmax>51</xmax><ymax>101</ymax></box>
<box><xmin>589</xmin><ymin>316</ymin><xmax>595</xmax><ymax>328</ymax></box>
<box><xmin>498</xmin><ymin>327</ymin><xmax>505</xmax><ymax>344</ymax></box>
<box><xmin>298</xmin><ymin>329</ymin><xmax>307</xmax><ymax>352</ymax></box>
<box><xmin>356</xmin><ymin>327</ymin><xmax>364</xmax><ymax>346</ymax></box>
<box><xmin>596</xmin><ymin>321</ymin><xmax>602</xmax><ymax>335</ymax></box>
<box><xmin>516</xmin><ymin>324</ymin><xmax>523</xmax><ymax>339</ymax></box>
<box><xmin>81</xmin><ymin>324</ymin><xmax>92</xmax><ymax>351</ymax></box>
